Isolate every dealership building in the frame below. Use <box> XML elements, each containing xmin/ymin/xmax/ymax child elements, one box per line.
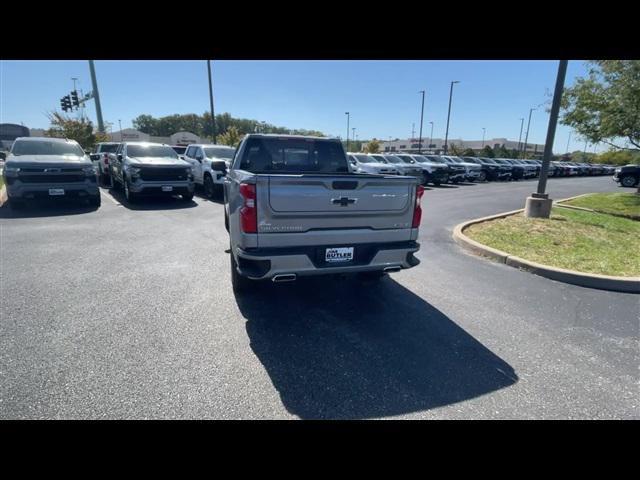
<box><xmin>105</xmin><ymin>129</ymin><xmax>209</xmax><ymax>146</ymax></box>
<box><xmin>373</xmin><ymin>137</ymin><xmax>546</xmax><ymax>157</ymax></box>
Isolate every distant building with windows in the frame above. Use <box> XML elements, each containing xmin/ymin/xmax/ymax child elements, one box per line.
<box><xmin>366</xmin><ymin>137</ymin><xmax>547</xmax><ymax>158</ymax></box>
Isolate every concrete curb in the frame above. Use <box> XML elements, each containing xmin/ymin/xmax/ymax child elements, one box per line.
<box><xmin>452</xmin><ymin>197</ymin><xmax>640</xmax><ymax>294</ymax></box>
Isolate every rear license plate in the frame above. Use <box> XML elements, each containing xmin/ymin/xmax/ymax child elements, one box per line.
<box><xmin>49</xmin><ymin>188</ymin><xmax>65</xmax><ymax>196</ymax></box>
<box><xmin>161</xmin><ymin>186</ymin><xmax>173</xmax><ymax>192</ymax></box>
<box><xmin>325</xmin><ymin>247</ymin><xmax>354</xmax><ymax>263</ymax></box>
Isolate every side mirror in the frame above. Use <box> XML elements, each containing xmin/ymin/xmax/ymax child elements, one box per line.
<box><xmin>117</xmin><ymin>154</ymin><xmax>123</xmax><ymax>161</ymax></box>
<box><xmin>195</xmin><ymin>155</ymin><xmax>203</xmax><ymax>163</ymax></box>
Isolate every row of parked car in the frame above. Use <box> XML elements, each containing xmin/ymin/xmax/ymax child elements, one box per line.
<box><xmin>2</xmin><ymin>136</ymin><xmax>634</xmax><ymax>211</ymax></box>
<box><xmin>90</xmin><ymin>141</ymin><xmax>236</xmax><ymax>202</ymax></box>
<box><xmin>347</xmin><ymin>153</ymin><xmax>618</xmax><ymax>186</ymax></box>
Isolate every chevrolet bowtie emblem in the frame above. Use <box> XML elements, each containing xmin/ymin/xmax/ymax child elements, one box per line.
<box><xmin>331</xmin><ymin>197</ymin><xmax>357</xmax><ymax>206</ymax></box>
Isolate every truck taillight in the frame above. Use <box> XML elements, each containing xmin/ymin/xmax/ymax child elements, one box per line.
<box><xmin>412</xmin><ymin>184</ymin><xmax>425</xmax><ymax>228</ymax></box>
<box><xmin>239</xmin><ymin>183</ymin><xmax>257</xmax><ymax>233</ymax></box>
<box><xmin>103</xmin><ymin>153</ymin><xmax>109</xmax><ymax>164</ymax></box>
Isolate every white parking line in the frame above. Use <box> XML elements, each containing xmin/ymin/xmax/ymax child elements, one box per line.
<box><xmin>100</xmin><ymin>188</ymin><xmax>120</xmax><ymax>205</ymax></box>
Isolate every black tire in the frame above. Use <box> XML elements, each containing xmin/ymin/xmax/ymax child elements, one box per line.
<box><xmin>182</xmin><ymin>192</ymin><xmax>194</xmax><ymax>202</ymax></box>
<box><xmin>123</xmin><ymin>179</ymin><xmax>136</xmax><ymax>203</ymax></box>
<box><xmin>478</xmin><ymin>171</ymin><xmax>487</xmax><ymax>182</ymax></box>
<box><xmin>433</xmin><ymin>181</ymin><xmax>441</xmax><ymax>187</ymax></box>
<box><xmin>89</xmin><ymin>194</ymin><xmax>101</xmax><ymax>208</ymax></box>
<box><xmin>224</xmin><ymin>211</ymin><xmax>229</xmax><ymax>233</ymax></box>
<box><xmin>203</xmin><ymin>174</ymin><xmax>215</xmax><ymax>199</ymax></box>
<box><xmin>620</xmin><ymin>175</ymin><xmax>638</xmax><ymax>188</ymax></box>
<box><xmin>230</xmin><ymin>248</ymin><xmax>252</xmax><ymax>293</ymax></box>
<box><xmin>8</xmin><ymin>197</ymin><xmax>25</xmax><ymax>210</ymax></box>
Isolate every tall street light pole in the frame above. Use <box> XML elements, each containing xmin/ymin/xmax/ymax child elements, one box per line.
<box><xmin>443</xmin><ymin>81</ymin><xmax>460</xmax><ymax>155</ymax></box>
<box><xmin>418</xmin><ymin>90</ymin><xmax>425</xmax><ymax>154</ymax></box>
<box><xmin>352</xmin><ymin>127</ymin><xmax>356</xmax><ymax>150</ymax></box>
<box><xmin>566</xmin><ymin>130</ymin><xmax>572</xmax><ymax>155</ymax></box>
<box><xmin>345</xmin><ymin>112</ymin><xmax>350</xmax><ymax>152</ymax></box>
<box><xmin>522</xmin><ymin>107</ymin><xmax>535</xmax><ymax>159</ymax></box>
<box><xmin>517</xmin><ymin>117</ymin><xmax>525</xmax><ymax>153</ymax></box>
<box><xmin>118</xmin><ymin>119</ymin><xmax>122</xmax><ymax>141</ymax></box>
<box><xmin>428</xmin><ymin>121</ymin><xmax>434</xmax><ymax>150</ymax></box>
<box><xmin>88</xmin><ymin>60</ymin><xmax>105</xmax><ymax>133</ymax></box>
<box><xmin>525</xmin><ymin>60</ymin><xmax>568</xmax><ymax>219</ymax></box>
<box><xmin>207</xmin><ymin>60</ymin><xmax>217</xmax><ymax>144</ymax></box>
<box><xmin>482</xmin><ymin>127</ymin><xmax>486</xmax><ymax>147</ymax></box>
<box><xmin>412</xmin><ymin>123</ymin><xmax>415</xmax><ymax>140</ymax></box>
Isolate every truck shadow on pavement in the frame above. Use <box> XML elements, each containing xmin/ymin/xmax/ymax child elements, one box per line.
<box><xmin>0</xmin><ymin>199</ymin><xmax>99</xmax><ymax>218</ymax></box>
<box><xmin>236</xmin><ymin>276</ymin><xmax>518</xmax><ymax>419</ymax></box>
<box><xmin>107</xmin><ymin>188</ymin><xmax>198</xmax><ymax>210</ymax></box>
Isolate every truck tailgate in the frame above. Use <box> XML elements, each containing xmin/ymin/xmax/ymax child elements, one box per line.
<box><xmin>256</xmin><ymin>174</ymin><xmax>418</xmax><ymax>239</ymax></box>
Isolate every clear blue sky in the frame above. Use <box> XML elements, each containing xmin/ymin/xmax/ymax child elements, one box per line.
<box><xmin>0</xmin><ymin>60</ymin><xmax>601</xmax><ymax>153</ymax></box>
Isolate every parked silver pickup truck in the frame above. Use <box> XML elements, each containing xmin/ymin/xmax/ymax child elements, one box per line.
<box><xmin>224</xmin><ymin>134</ymin><xmax>423</xmax><ymax>292</ymax></box>
<box><xmin>3</xmin><ymin>137</ymin><xmax>100</xmax><ymax>209</ymax></box>
<box><xmin>108</xmin><ymin>142</ymin><xmax>195</xmax><ymax>203</ymax></box>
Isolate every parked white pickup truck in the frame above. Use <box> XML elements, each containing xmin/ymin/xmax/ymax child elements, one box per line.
<box><xmin>224</xmin><ymin>134</ymin><xmax>423</xmax><ymax>292</ymax></box>
<box><xmin>183</xmin><ymin>144</ymin><xmax>236</xmax><ymax>198</ymax></box>
<box><xmin>90</xmin><ymin>142</ymin><xmax>121</xmax><ymax>185</ymax></box>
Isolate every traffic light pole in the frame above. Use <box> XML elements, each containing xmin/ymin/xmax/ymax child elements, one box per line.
<box><xmin>88</xmin><ymin>60</ymin><xmax>105</xmax><ymax>133</ymax></box>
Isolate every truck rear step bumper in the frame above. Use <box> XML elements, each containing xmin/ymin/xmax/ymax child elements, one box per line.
<box><xmin>235</xmin><ymin>241</ymin><xmax>420</xmax><ymax>280</ymax></box>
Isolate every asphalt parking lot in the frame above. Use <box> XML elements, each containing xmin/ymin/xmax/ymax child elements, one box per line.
<box><xmin>0</xmin><ymin>176</ymin><xmax>637</xmax><ymax>419</ymax></box>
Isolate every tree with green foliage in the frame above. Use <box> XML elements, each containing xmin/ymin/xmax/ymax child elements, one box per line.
<box><xmin>46</xmin><ymin>112</ymin><xmax>109</xmax><ymax>151</ymax></box>
<box><xmin>480</xmin><ymin>145</ymin><xmax>494</xmax><ymax>158</ymax></box>
<box><xmin>364</xmin><ymin>138</ymin><xmax>380</xmax><ymax>154</ymax></box>
<box><xmin>461</xmin><ymin>148</ymin><xmax>476</xmax><ymax>156</ymax></box>
<box><xmin>218</xmin><ymin>126</ymin><xmax>243</xmax><ymax>147</ymax></box>
<box><xmin>593</xmin><ymin>149</ymin><xmax>640</xmax><ymax>166</ymax></box>
<box><xmin>561</xmin><ymin>61</ymin><xmax>640</xmax><ymax>151</ymax></box>
<box><xmin>493</xmin><ymin>144</ymin><xmax>510</xmax><ymax>158</ymax></box>
<box><xmin>132</xmin><ymin>112</ymin><xmax>325</xmax><ymax>141</ymax></box>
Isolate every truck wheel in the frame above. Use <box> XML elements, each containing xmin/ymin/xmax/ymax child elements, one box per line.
<box><xmin>620</xmin><ymin>175</ymin><xmax>638</xmax><ymax>188</ymax></box>
<box><xmin>433</xmin><ymin>181</ymin><xmax>441</xmax><ymax>187</ymax></box>
<box><xmin>203</xmin><ymin>174</ymin><xmax>215</xmax><ymax>199</ymax></box>
<box><xmin>230</xmin><ymin>249</ymin><xmax>252</xmax><ymax>293</ymax></box>
<box><xmin>478</xmin><ymin>171</ymin><xmax>487</xmax><ymax>182</ymax></box>
<box><xmin>182</xmin><ymin>192</ymin><xmax>194</xmax><ymax>202</ymax></box>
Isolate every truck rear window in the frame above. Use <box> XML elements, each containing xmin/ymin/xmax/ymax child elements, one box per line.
<box><xmin>98</xmin><ymin>144</ymin><xmax>119</xmax><ymax>153</ymax></box>
<box><xmin>239</xmin><ymin>137</ymin><xmax>350</xmax><ymax>174</ymax></box>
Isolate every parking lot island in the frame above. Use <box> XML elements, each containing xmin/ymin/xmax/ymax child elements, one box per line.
<box><xmin>453</xmin><ymin>198</ymin><xmax>640</xmax><ymax>293</ymax></box>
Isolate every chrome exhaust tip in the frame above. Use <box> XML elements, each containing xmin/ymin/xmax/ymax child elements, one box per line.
<box><xmin>383</xmin><ymin>266</ymin><xmax>402</xmax><ymax>273</ymax></box>
<box><xmin>272</xmin><ymin>274</ymin><xmax>297</xmax><ymax>283</ymax></box>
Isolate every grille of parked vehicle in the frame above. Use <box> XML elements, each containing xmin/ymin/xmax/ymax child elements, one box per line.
<box><xmin>138</xmin><ymin>167</ymin><xmax>190</xmax><ymax>182</ymax></box>
<box><xmin>7</xmin><ymin>168</ymin><xmax>89</xmax><ymax>185</ymax></box>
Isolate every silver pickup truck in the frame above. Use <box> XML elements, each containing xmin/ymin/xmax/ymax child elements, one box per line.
<box><xmin>3</xmin><ymin>137</ymin><xmax>100</xmax><ymax>209</ymax></box>
<box><xmin>224</xmin><ymin>134</ymin><xmax>423</xmax><ymax>292</ymax></box>
<box><xmin>108</xmin><ymin>142</ymin><xmax>195</xmax><ymax>203</ymax></box>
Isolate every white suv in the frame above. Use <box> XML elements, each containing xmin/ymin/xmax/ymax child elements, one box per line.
<box><xmin>183</xmin><ymin>144</ymin><xmax>236</xmax><ymax>198</ymax></box>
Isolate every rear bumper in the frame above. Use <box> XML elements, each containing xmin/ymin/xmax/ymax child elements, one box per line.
<box><xmin>234</xmin><ymin>240</ymin><xmax>420</xmax><ymax>280</ymax></box>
